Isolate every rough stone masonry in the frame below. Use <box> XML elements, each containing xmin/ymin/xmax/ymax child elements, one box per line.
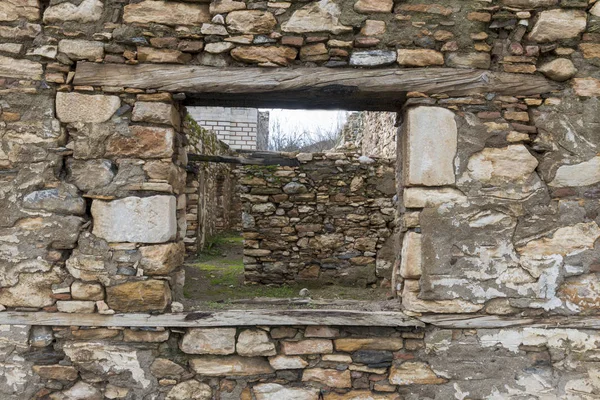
<box><xmin>0</xmin><ymin>0</ymin><xmax>600</xmax><ymax>399</ymax></box>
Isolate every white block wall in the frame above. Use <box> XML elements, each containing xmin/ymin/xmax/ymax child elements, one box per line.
<box><xmin>188</xmin><ymin>106</ymin><xmax>259</xmax><ymax>150</ymax></box>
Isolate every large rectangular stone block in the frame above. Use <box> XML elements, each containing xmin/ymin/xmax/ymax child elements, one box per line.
<box><xmin>91</xmin><ymin>196</ymin><xmax>177</xmax><ymax>243</ymax></box>
<box><xmin>403</xmin><ymin>106</ymin><xmax>457</xmax><ymax>186</ymax></box>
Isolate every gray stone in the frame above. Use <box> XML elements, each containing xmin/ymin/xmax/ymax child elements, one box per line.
<box><xmin>58</xmin><ymin>39</ymin><xmax>104</xmax><ymax>61</ymax></box>
<box><xmin>166</xmin><ymin>380</ymin><xmax>212</xmax><ymax>400</ymax></box>
<box><xmin>180</xmin><ymin>328</ymin><xmax>236</xmax><ymax>355</ymax></box>
<box><xmin>63</xmin><ymin>342</ymin><xmax>153</xmax><ymax>390</ymax></box>
<box><xmin>282</xmin><ymin>0</ymin><xmax>352</xmax><ymax>34</ymax></box>
<box><xmin>528</xmin><ymin>9</ymin><xmax>587</xmax><ymax>43</ymax></box>
<box><xmin>283</xmin><ymin>182</ymin><xmax>307</xmax><ymax>194</ymax></box>
<box><xmin>549</xmin><ymin>156</ymin><xmax>600</xmax><ymax>187</ymax></box>
<box><xmin>22</xmin><ymin>184</ymin><xmax>85</xmax><ymax>215</ymax></box>
<box><xmin>349</xmin><ymin>50</ymin><xmax>396</xmax><ymax>67</ymax></box>
<box><xmin>56</xmin><ymin>300</ymin><xmax>96</xmax><ymax>313</ymax></box>
<box><xmin>237</xmin><ymin>329</ymin><xmax>276</xmax><ymax>356</ymax></box>
<box><xmin>91</xmin><ymin>196</ymin><xmax>177</xmax><ymax>243</ymax></box>
<box><xmin>253</xmin><ymin>383</ymin><xmax>319</xmax><ymax>400</ymax></box>
<box><xmin>150</xmin><ymin>358</ymin><xmax>186</xmax><ymax>379</ymax></box>
<box><xmin>352</xmin><ymin>350</ymin><xmax>393</xmax><ymax>365</ymax></box>
<box><xmin>50</xmin><ymin>381</ymin><xmax>102</xmax><ymax>400</ymax></box>
<box><xmin>43</xmin><ymin>0</ymin><xmax>103</xmax><ymax>23</ymax></box>
<box><xmin>56</xmin><ymin>92</ymin><xmax>120</xmax><ymax>124</ymax></box>
<box><xmin>66</xmin><ymin>159</ymin><xmax>115</xmax><ymax>191</ymax></box>
<box><xmin>404</xmin><ymin>106</ymin><xmax>457</xmax><ymax>186</ymax></box>
<box><xmin>268</xmin><ymin>355</ymin><xmax>308</xmax><ymax>370</ymax></box>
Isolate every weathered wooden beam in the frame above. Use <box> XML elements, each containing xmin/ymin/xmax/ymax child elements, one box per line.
<box><xmin>418</xmin><ymin>314</ymin><xmax>600</xmax><ymax>330</ymax></box>
<box><xmin>73</xmin><ymin>63</ymin><xmax>560</xmax><ymax>111</ymax></box>
<box><xmin>0</xmin><ymin>310</ymin><xmax>423</xmax><ymax>328</ymax></box>
<box><xmin>188</xmin><ymin>153</ymin><xmax>300</xmax><ymax>166</ymax></box>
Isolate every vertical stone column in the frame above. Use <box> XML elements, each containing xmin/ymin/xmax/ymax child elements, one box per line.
<box><xmin>394</xmin><ymin>106</ymin><xmax>459</xmax><ymax>303</ymax></box>
<box><xmin>55</xmin><ymin>92</ymin><xmax>188</xmax><ymax>314</ymax></box>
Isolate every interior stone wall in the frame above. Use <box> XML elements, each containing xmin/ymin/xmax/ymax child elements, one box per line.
<box><xmin>184</xmin><ymin>115</ymin><xmax>241</xmax><ymax>253</ymax></box>
<box><xmin>0</xmin><ymin>0</ymin><xmax>599</xmax><ymax>398</ymax></box>
<box><xmin>239</xmin><ymin>150</ymin><xmax>396</xmax><ymax>287</ymax></box>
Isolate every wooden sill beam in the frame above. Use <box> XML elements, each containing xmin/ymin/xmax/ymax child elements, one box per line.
<box><xmin>0</xmin><ymin>311</ymin><xmax>598</xmax><ymax>329</ymax></box>
<box><xmin>188</xmin><ymin>153</ymin><xmax>300</xmax><ymax>167</ymax></box>
<box><xmin>73</xmin><ymin>62</ymin><xmax>560</xmax><ymax>111</ymax></box>
<box><xmin>0</xmin><ymin>310</ymin><xmax>423</xmax><ymax>328</ymax></box>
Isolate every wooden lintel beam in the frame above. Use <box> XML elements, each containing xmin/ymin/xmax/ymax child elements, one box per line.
<box><xmin>73</xmin><ymin>63</ymin><xmax>560</xmax><ymax>111</ymax></box>
<box><xmin>188</xmin><ymin>153</ymin><xmax>300</xmax><ymax>167</ymax></box>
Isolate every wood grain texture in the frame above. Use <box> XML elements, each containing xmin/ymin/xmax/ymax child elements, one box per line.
<box><xmin>188</xmin><ymin>153</ymin><xmax>300</xmax><ymax>166</ymax></box>
<box><xmin>0</xmin><ymin>310</ymin><xmax>423</xmax><ymax>327</ymax></box>
<box><xmin>73</xmin><ymin>62</ymin><xmax>560</xmax><ymax>110</ymax></box>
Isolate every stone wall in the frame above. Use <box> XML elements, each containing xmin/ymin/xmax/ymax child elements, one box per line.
<box><xmin>187</xmin><ymin>106</ymin><xmax>269</xmax><ymax>151</ymax></box>
<box><xmin>1</xmin><ymin>0</ymin><xmax>600</xmax><ymax>398</ymax></box>
<box><xmin>240</xmin><ymin>151</ymin><xmax>396</xmax><ymax>286</ymax></box>
<box><xmin>184</xmin><ymin>116</ymin><xmax>241</xmax><ymax>253</ymax></box>
<box><xmin>354</xmin><ymin>112</ymin><xmax>398</xmax><ymax>159</ymax></box>
<box><xmin>3</xmin><ymin>322</ymin><xmax>599</xmax><ymax>400</ymax></box>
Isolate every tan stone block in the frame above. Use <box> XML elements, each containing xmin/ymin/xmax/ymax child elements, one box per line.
<box><xmin>71</xmin><ymin>281</ymin><xmax>104</xmax><ymax>301</ymax></box>
<box><xmin>123</xmin><ymin>329</ymin><xmax>169</xmax><ymax>342</ymax></box>
<box><xmin>230</xmin><ymin>45</ymin><xmax>298</xmax><ymax>66</ymax></box>
<box><xmin>33</xmin><ymin>365</ymin><xmax>78</xmax><ymax>381</ymax></box>
<box><xmin>124</xmin><ymin>1</ymin><xmax>210</xmax><ymax>26</ymax></box>
<box><xmin>528</xmin><ymin>9</ymin><xmax>587</xmax><ymax>43</ymax></box>
<box><xmin>237</xmin><ymin>329</ymin><xmax>276</xmax><ymax>356</ymax></box>
<box><xmin>139</xmin><ymin>242</ymin><xmax>185</xmax><ymax>276</ymax></box>
<box><xmin>210</xmin><ymin>0</ymin><xmax>246</xmax><ymax>14</ymax></box>
<box><xmin>281</xmin><ymin>339</ymin><xmax>333</xmax><ymax>355</ymax></box>
<box><xmin>334</xmin><ymin>338</ymin><xmax>403</xmax><ymax>352</ymax></box>
<box><xmin>71</xmin><ymin>328</ymin><xmax>120</xmax><ymax>340</ymax></box>
<box><xmin>302</xmin><ymin>368</ymin><xmax>351</xmax><ymax>388</ymax></box>
<box><xmin>397</xmin><ymin>49</ymin><xmax>444</xmax><ymax>67</ymax></box>
<box><xmin>573</xmin><ymin>77</ymin><xmax>600</xmax><ymax>97</ymax></box>
<box><xmin>189</xmin><ymin>356</ymin><xmax>274</xmax><ymax>376</ymax></box>
<box><xmin>361</xmin><ymin>20</ymin><xmax>386</xmax><ymax>36</ymax></box>
<box><xmin>304</xmin><ymin>326</ymin><xmax>340</xmax><ymax>338</ymax></box>
<box><xmin>0</xmin><ymin>0</ymin><xmax>39</xmax><ymax>22</ymax></box>
<box><xmin>395</xmin><ymin>3</ymin><xmax>452</xmax><ymax>15</ymax></box>
<box><xmin>402</xmin><ymin>281</ymin><xmax>484</xmax><ymax>313</ymax></box>
<box><xmin>150</xmin><ymin>358</ymin><xmax>187</xmax><ymax>379</ymax></box>
<box><xmin>400</xmin><ymin>232</ymin><xmax>422</xmax><ymax>279</ymax></box>
<box><xmin>253</xmin><ymin>383</ymin><xmax>319</xmax><ymax>400</ymax></box>
<box><xmin>354</xmin><ymin>0</ymin><xmax>393</xmax><ymax>13</ymax></box>
<box><xmin>282</xmin><ymin>1</ymin><xmax>351</xmax><ymax>34</ymax></box>
<box><xmin>580</xmin><ymin>43</ymin><xmax>600</xmax><ymax>60</ymax></box>
<box><xmin>106</xmin><ymin>280</ymin><xmax>171</xmax><ymax>312</ymax></box>
<box><xmin>538</xmin><ymin>58</ymin><xmax>577</xmax><ymax>82</ymax></box>
<box><xmin>56</xmin><ymin>92</ymin><xmax>120</xmax><ymax>123</ymax></box>
<box><xmin>226</xmin><ymin>10</ymin><xmax>277</xmax><ymax>34</ymax></box>
<box><xmin>58</xmin><ymin>39</ymin><xmax>103</xmax><ymax>61</ymax></box>
<box><xmin>132</xmin><ymin>101</ymin><xmax>180</xmax><ymax>128</ymax></box>
<box><xmin>166</xmin><ymin>381</ymin><xmax>212</xmax><ymax>400</ymax></box>
<box><xmin>389</xmin><ymin>362</ymin><xmax>447</xmax><ymax>385</ymax></box>
<box><xmin>180</xmin><ymin>328</ymin><xmax>236</xmax><ymax>355</ymax></box>
<box><xmin>137</xmin><ymin>47</ymin><xmax>192</xmax><ymax>64</ymax></box>
<box><xmin>106</xmin><ymin>125</ymin><xmax>174</xmax><ymax>158</ymax></box>
<box><xmin>268</xmin><ymin>355</ymin><xmax>308</xmax><ymax>370</ymax></box>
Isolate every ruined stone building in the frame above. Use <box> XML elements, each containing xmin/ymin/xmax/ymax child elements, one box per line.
<box><xmin>187</xmin><ymin>106</ymin><xmax>270</xmax><ymax>150</ymax></box>
<box><xmin>1</xmin><ymin>0</ymin><xmax>600</xmax><ymax>399</ymax></box>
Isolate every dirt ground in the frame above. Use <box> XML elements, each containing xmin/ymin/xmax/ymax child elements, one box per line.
<box><xmin>182</xmin><ymin>232</ymin><xmax>401</xmax><ymax>311</ymax></box>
